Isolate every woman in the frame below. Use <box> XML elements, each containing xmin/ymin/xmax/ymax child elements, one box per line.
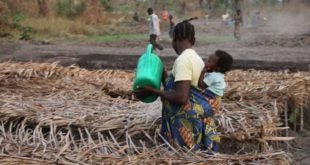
<box><xmin>137</xmin><ymin>20</ymin><xmax>220</xmax><ymax>151</ymax></box>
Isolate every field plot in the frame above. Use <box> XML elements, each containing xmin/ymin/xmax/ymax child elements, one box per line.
<box><xmin>0</xmin><ymin>62</ymin><xmax>309</xmax><ymax>164</ymax></box>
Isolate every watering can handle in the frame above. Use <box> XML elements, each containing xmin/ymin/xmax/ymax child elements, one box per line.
<box><xmin>146</xmin><ymin>44</ymin><xmax>153</xmax><ymax>56</ymax></box>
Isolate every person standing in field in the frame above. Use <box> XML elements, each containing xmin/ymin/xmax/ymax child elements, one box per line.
<box><xmin>233</xmin><ymin>9</ymin><xmax>243</xmax><ymax>40</ymax></box>
<box><xmin>168</xmin><ymin>14</ymin><xmax>175</xmax><ymax>39</ymax></box>
<box><xmin>147</xmin><ymin>8</ymin><xmax>163</xmax><ymax>50</ymax></box>
<box><xmin>205</xmin><ymin>12</ymin><xmax>209</xmax><ymax>25</ymax></box>
<box><xmin>222</xmin><ymin>12</ymin><xmax>230</xmax><ymax>27</ymax></box>
<box><xmin>162</xmin><ymin>9</ymin><xmax>169</xmax><ymax>22</ymax></box>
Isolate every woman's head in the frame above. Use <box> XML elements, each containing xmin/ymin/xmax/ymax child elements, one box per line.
<box><xmin>172</xmin><ymin>20</ymin><xmax>196</xmax><ymax>55</ymax></box>
<box><xmin>206</xmin><ymin>50</ymin><xmax>233</xmax><ymax>74</ymax></box>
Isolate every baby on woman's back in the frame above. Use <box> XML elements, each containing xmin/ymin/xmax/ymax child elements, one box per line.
<box><xmin>198</xmin><ymin>50</ymin><xmax>233</xmax><ymax>97</ymax></box>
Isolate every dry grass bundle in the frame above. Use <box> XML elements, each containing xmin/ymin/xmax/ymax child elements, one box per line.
<box><xmin>1</xmin><ymin>62</ymin><xmax>308</xmax><ymax>138</ymax></box>
<box><xmin>225</xmin><ymin>70</ymin><xmax>310</xmax><ymax>102</ymax></box>
<box><xmin>0</xmin><ymin>62</ymin><xmax>160</xmax><ymax>140</ymax></box>
<box><xmin>0</xmin><ymin>62</ymin><xmax>308</xmax><ymax>164</ymax></box>
<box><xmin>0</xmin><ymin>121</ymin><xmax>295</xmax><ymax>165</ymax></box>
<box><xmin>224</xmin><ymin>70</ymin><xmax>310</xmax><ymax>132</ymax></box>
<box><xmin>218</xmin><ymin>101</ymin><xmax>283</xmax><ymax>141</ymax></box>
<box><xmin>0</xmin><ymin>62</ymin><xmax>134</xmax><ymax>99</ymax></box>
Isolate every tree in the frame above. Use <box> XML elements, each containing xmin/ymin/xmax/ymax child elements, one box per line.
<box><xmin>81</xmin><ymin>0</ymin><xmax>106</xmax><ymax>24</ymax></box>
<box><xmin>283</xmin><ymin>0</ymin><xmax>290</xmax><ymax>6</ymax></box>
<box><xmin>233</xmin><ymin>0</ymin><xmax>243</xmax><ymax>10</ymax></box>
<box><xmin>37</xmin><ymin>0</ymin><xmax>49</xmax><ymax>16</ymax></box>
<box><xmin>179</xmin><ymin>0</ymin><xmax>187</xmax><ymax>15</ymax></box>
<box><xmin>207</xmin><ymin>0</ymin><xmax>213</xmax><ymax>10</ymax></box>
<box><xmin>0</xmin><ymin>2</ymin><xmax>4</xmax><ymax>14</ymax></box>
<box><xmin>199</xmin><ymin>0</ymin><xmax>204</xmax><ymax>7</ymax></box>
<box><xmin>6</xmin><ymin>0</ymin><xmax>19</xmax><ymax>13</ymax></box>
<box><xmin>178</xmin><ymin>0</ymin><xmax>200</xmax><ymax>15</ymax></box>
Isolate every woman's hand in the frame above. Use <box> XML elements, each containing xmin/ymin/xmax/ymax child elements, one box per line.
<box><xmin>142</xmin><ymin>86</ymin><xmax>156</xmax><ymax>92</ymax></box>
<box><xmin>135</xmin><ymin>81</ymin><xmax>191</xmax><ymax>105</ymax></box>
<box><xmin>134</xmin><ymin>86</ymin><xmax>157</xmax><ymax>100</ymax></box>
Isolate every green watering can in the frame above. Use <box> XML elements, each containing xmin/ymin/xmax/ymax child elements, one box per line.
<box><xmin>133</xmin><ymin>44</ymin><xmax>163</xmax><ymax>103</ymax></box>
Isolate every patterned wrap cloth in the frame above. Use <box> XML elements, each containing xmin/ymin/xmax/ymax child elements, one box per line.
<box><xmin>161</xmin><ymin>75</ymin><xmax>221</xmax><ymax>151</ymax></box>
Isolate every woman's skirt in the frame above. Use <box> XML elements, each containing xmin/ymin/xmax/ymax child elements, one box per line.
<box><xmin>161</xmin><ymin>76</ymin><xmax>221</xmax><ymax>151</ymax></box>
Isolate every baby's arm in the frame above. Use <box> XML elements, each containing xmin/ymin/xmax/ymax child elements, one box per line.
<box><xmin>198</xmin><ymin>69</ymin><xmax>208</xmax><ymax>89</ymax></box>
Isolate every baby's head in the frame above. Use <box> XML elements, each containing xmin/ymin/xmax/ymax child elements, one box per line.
<box><xmin>205</xmin><ymin>50</ymin><xmax>233</xmax><ymax>74</ymax></box>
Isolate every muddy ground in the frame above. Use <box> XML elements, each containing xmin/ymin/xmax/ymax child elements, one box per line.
<box><xmin>0</xmin><ymin>20</ymin><xmax>310</xmax><ymax>164</ymax></box>
<box><xmin>0</xmin><ymin>21</ymin><xmax>310</xmax><ymax>71</ymax></box>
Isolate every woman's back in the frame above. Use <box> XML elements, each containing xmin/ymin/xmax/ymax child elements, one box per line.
<box><xmin>172</xmin><ymin>49</ymin><xmax>204</xmax><ymax>87</ymax></box>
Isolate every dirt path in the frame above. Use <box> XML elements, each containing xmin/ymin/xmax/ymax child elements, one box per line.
<box><xmin>0</xmin><ymin>37</ymin><xmax>309</xmax><ymax>71</ymax></box>
<box><xmin>1</xmin><ymin>20</ymin><xmax>309</xmax><ymax>70</ymax></box>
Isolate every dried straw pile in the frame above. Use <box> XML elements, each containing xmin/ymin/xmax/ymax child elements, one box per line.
<box><xmin>0</xmin><ymin>62</ymin><xmax>308</xmax><ymax>164</ymax></box>
<box><xmin>222</xmin><ymin>70</ymin><xmax>310</xmax><ymax>138</ymax></box>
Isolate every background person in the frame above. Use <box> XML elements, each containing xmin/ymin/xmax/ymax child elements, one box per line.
<box><xmin>147</xmin><ymin>8</ymin><xmax>163</xmax><ymax>50</ymax></box>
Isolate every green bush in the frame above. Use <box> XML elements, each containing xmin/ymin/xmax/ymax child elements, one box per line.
<box><xmin>19</xmin><ymin>26</ymin><xmax>33</xmax><ymax>40</ymax></box>
<box><xmin>54</xmin><ymin>0</ymin><xmax>86</xmax><ymax>18</ymax></box>
<box><xmin>253</xmin><ymin>0</ymin><xmax>280</xmax><ymax>6</ymax></box>
<box><xmin>0</xmin><ymin>12</ymin><xmax>27</xmax><ymax>36</ymax></box>
<box><xmin>100</xmin><ymin>0</ymin><xmax>113</xmax><ymax>11</ymax></box>
<box><xmin>12</xmin><ymin>14</ymin><xmax>26</xmax><ymax>28</ymax></box>
<box><xmin>211</xmin><ymin>0</ymin><xmax>228</xmax><ymax>16</ymax></box>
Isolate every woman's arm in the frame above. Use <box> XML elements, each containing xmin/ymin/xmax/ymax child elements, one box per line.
<box><xmin>198</xmin><ymin>68</ymin><xmax>208</xmax><ymax>89</ymax></box>
<box><xmin>139</xmin><ymin>80</ymin><xmax>191</xmax><ymax>105</ymax></box>
<box><xmin>161</xmin><ymin>67</ymin><xmax>168</xmax><ymax>85</ymax></box>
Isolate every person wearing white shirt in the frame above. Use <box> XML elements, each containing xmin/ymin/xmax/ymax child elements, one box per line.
<box><xmin>147</xmin><ymin>8</ymin><xmax>163</xmax><ymax>50</ymax></box>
